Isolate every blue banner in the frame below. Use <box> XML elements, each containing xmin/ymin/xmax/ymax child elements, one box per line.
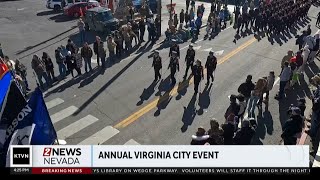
<box><xmin>1</xmin><ymin>87</ymin><xmax>57</xmax><ymax>167</ymax></box>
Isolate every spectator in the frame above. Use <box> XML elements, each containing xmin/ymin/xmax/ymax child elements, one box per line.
<box><xmin>55</xmin><ymin>48</ymin><xmax>66</xmax><ymax>79</ymax></box>
<box><xmin>77</xmin><ymin>18</ymin><xmax>86</xmax><ymax>45</ymax></box>
<box><xmin>247</xmin><ymin>77</ymin><xmax>267</xmax><ymax>118</ymax></box>
<box><xmin>238</xmin><ymin>75</ymin><xmax>255</xmax><ymax>101</ymax></box>
<box><xmin>225</xmin><ymin>94</ymin><xmax>240</xmax><ymax>120</ymax></box>
<box><xmin>275</xmin><ymin>62</ymin><xmax>291</xmax><ymax>100</ymax></box>
<box><xmin>14</xmin><ymin>59</ymin><xmax>31</xmax><ymax>93</ymax></box>
<box><xmin>222</xmin><ymin>114</ymin><xmax>236</xmax><ymax>145</ymax></box>
<box><xmin>74</xmin><ymin>49</ymin><xmax>82</xmax><ymax>75</ymax></box>
<box><xmin>207</xmin><ymin>119</ymin><xmax>224</xmax><ymax>145</ymax></box>
<box><xmin>233</xmin><ymin>119</ymin><xmax>255</xmax><ymax>145</ymax></box>
<box><xmin>180</xmin><ymin>9</ymin><xmax>185</xmax><ymax>24</ymax></box>
<box><xmin>114</xmin><ymin>31</ymin><xmax>123</xmax><ymax>57</ymax></box>
<box><xmin>190</xmin><ymin>127</ymin><xmax>210</xmax><ymax>145</ymax></box>
<box><xmin>281</xmin><ymin>50</ymin><xmax>293</xmax><ymax>75</ymax></box>
<box><xmin>65</xmin><ymin>51</ymin><xmax>75</xmax><ymax>77</ymax></box>
<box><xmin>93</xmin><ymin>36</ymin><xmax>101</xmax><ymax>66</ymax></box>
<box><xmin>107</xmin><ymin>36</ymin><xmax>117</xmax><ymax>62</ymax></box>
<box><xmin>98</xmin><ymin>41</ymin><xmax>106</xmax><ymax>68</ymax></box>
<box><xmin>139</xmin><ymin>18</ymin><xmax>146</xmax><ymax>43</ymax></box>
<box><xmin>81</xmin><ymin>42</ymin><xmax>93</xmax><ymax>73</ymax></box>
<box><xmin>264</xmin><ymin>71</ymin><xmax>275</xmax><ymax>110</ymax></box>
<box><xmin>237</xmin><ymin>94</ymin><xmax>246</xmax><ymax>123</ymax></box>
<box><xmin>281</xmin><ymin>107</ymin><xmax>304</xmax><ymax>145</ymax></box>
<box><xmin>66</xmin><ymin>39</ymin><xmax>77</xmax><ymax>55</ymax></box>
<box><xmin>174</xmin><ymin>14</ymin><xmax>179</xmax><ymax>28</ymax></box>
<box><xmin>31</xmin><ymin>54</ymin><xmax>51</xmax><ymax>89</ymax></box>
<box><xmin>42</xmin><ymin>52</ymin><xmax>56</xmax><ymax>82</ymax></box>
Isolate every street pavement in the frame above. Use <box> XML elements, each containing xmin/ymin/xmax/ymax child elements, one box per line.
<box><xmin>1</xmin><ymin>0</ymin><xmax>320</xmax><ymax>145</ymax></box>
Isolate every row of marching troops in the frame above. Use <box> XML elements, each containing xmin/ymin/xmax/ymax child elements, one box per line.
<box><xmin>235</xmin><ymin>0</ymin><xmax>311</xmax><ymax>34</ymax></box>
<box><xmin>151</xmin><ymin>41</ymin><xmax>217</xmax><ymax>94</ymax></box>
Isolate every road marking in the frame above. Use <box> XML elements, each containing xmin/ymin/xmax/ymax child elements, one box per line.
<box><xmin>214</xmin><ymin>50</ymin><xmax>225</xmax><ymax>56</ymax></box>
<box><xmin>124</xmin><ymin>139</ymin><xmax>140</xmax><ymax>145</ymax></box>
<box><xmin>114</xmin><ymin>37</ymin><xmax>257</xmax><ymax>129</ymax></box>
<box><xmin>193</xmin><ymin>46</ymin><xmax>202</xmax><ymax>50</ymax></box>
<box><xmin>17</xmin><ymin>8</ymin><xmax>26</xmax><ymax>11</ymax></box>
<box><xmin>57</xmin><ymin>115</ymin><xmax>99</xmax><ymax>139</ymax></box>
<box><xmin>51</xmin><ymin>106</ymin><xmax>78</xmax><ymax>124</ymax></box>
<box><xmin>203</xmin><ymin>48</ymin><xmax>212</xmax><ymax>52</ymax></box>
<box><xmin>46</xmin><ymin>98</ymin><xmax>65</xmax><ymax>110</ymax></box>
<box><xmin>78</xmin><ymin>126</ymin><xmax>119</xmax><ymax>145</ymax></box>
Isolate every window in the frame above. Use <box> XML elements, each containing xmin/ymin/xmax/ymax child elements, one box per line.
<box><xmin>98</xmin><ymin>11</ymin><xmax>113</xmax><ymax>21</ymax></box>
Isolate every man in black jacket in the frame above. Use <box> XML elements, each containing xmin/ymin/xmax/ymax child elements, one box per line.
<box><xmin>139</xmin><ymin>18</ymin><xmax>146</xmax><ymax>43</ymax></box>
<box><xmin>281</xmin><ymin>107</ymin><xmax>304</xmax><ymax>145</ymax></box>
<box><xmin>180</xmin><ymin>9</ymin><xmax>185</xmax><ymax>24</ymax></box>
<box><xmin>93</xmin><ymin>36</ymin><xmax>101</xmax><ymax>66</ymax></box>
<box><xmin>184</xmin><ymin>44</ymin><xmax>195</xmax><ymax>79</ymax></box>
<box><xmin>238</xmin><ymin>75</ymin><xmax>255</xmax><ymax>101</ymax></box>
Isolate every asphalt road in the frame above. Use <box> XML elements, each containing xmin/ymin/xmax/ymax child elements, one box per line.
<box><xmin>1</xmin><ymin>0</ymin><xmax>320</xmax><ymax>145</ymax></box>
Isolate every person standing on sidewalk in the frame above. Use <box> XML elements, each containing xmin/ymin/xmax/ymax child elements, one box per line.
<box><xmin>180</xmin><ymin>9</ymin><xmax>185</xmax><ymax>25</ymax></box>
<box><xmin>98</xmin><ymin>41</ymin><xmax>106</xmax><ymax>68</ymax></box>
<box><xmin>114</xmin><ymin>31</ymin><xmax>123</xmax><ymax>57</ymax></box>
<box><xmin>78</xmin><ymin>18</ymin><xmax>86</xmax><ymax>45</ymax></box>
<box><xmin>275</xmin><ymin>62</ymin><xmax>291</xmax><ymax>100</ymax></box>
<box><xmin>139</xmin><ymin>18</ymin><xmax>146</xmax><ymax>43</ymax></box>
<box><xmin>155</xmin><ymin>15</ymin><xmax>161</xmax><ymax>39</ymax></box>
<box><xmin>15</xmin><ymin>59</ymin><xmax>31</xmax><ymax>92</ymax></box>
<box><xmin>31</xmin><ymin>54</ymin><xmax>51</xmax><ymax>89</ymax></box>
<box><xmin>107</xmin><ymin>36</ymin><xmax>117</xmax><ymax>63</ymax></box>
<box><xmin>93</xmin><ymin>36</ymin><xmax>101</xmax><ymax>66</ymax></box>
<box><xmin>55</xmin><ymin>48</ymin><xmax>66</xmax><ymax>79</ymax></box>
<box><xmin>264</xmin><ymin>71</ymin><xmax>275</xmax><ymax>111</ymax></box>
<box><xmin>81</xmin><ymin>42</ymin><xmax>93</xmax><ymax>73</ymax></box>
<box><xmin>42</xmin><ymin>52</ymin><xmax>56</xmax><ymax>82</ymax></box>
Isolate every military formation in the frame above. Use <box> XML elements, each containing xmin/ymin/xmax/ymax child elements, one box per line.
<box><xmin>151</xmin><ymin>41</ymin><xmax>217</xmax><ymax>95</ymax></box>
<box><xmin>235</xmin><ymin>0</ymin><xmax>311</xmax><ymax>35</ymax></box>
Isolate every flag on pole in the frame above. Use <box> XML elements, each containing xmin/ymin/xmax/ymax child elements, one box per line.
<box><xmin>1</xmin><ymin>87</ymin><xmax>57</xmax><ymax>167</ymax></box>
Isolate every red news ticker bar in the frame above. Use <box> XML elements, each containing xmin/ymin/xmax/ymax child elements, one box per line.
<box><xmin>32</xmin><ymin>168</ymin><xmax>92</xmax><ymax>174</ymax></box>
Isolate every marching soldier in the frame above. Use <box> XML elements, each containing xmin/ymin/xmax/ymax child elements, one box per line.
<box><xmin>169</xmin><ymin>40</ymin><xmax>180</xmax><ymax>58</ymax></box>
<box><xmin>168</xmin><ymin>51</ymin><xmax>180</xmax><ymax>86</ymax></box>
<box><xmin>192</xmin><ymin>59</ymin><xmax>204</xmax><ymax>94</ymax></box>
<box><xmin>152</xmin><ymin>50</ymin><xmax>162</xmax><ymax>81</ymax></box>
<box><xmin>184</xmin><ymin>44</ymin><xmax>195</xmax><ymax>79</ymax></box>
<box><xmin>205</xmin><ymin>51</ymin><xmax>217</xmax><ymax>85</ymax></box>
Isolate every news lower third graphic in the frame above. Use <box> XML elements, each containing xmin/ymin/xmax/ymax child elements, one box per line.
<box><xmin>8</xmin><ymin>145</ymin><xmax>311</xmax><ymax>175</ymax></box>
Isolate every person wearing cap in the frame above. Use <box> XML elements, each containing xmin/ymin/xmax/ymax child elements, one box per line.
<box><xmin>233</xmin><ymin>118</ymin><xmax>255</xmax><ymax>145</ymax></box>
<box><xmin>42</xmin><ymin>52</ymin><xmax>56</xmax><ymax>82</ymax></box>
<box><xmin>205</xmin><ymin>51</ymin><xmax>217</xmax><ymax>85</ymax></box>
<box><xmin>184</xmin><ymin>44</ymin><xmax>195</xmax><ymax>79</ymax></box>
<box><xmin>281</xmin><ymin>106</ymin><xmax>304</xmax><ymax>145</ymax></box>
<box><xmin>65</xmin><ymin>51</ymin><xmax>75</xmax><ymax>77</ymax></box>
<box><xmin>66</xmin><ymin>39</ymin><xmax>77</xmax><ymax>55</ymax></box>
<box><xmin>192</xmin><ymin>59</ymin><xmax>204</xmax><ymax>94</ymax></box>
<box><xmin>152</xmin><ymin>50</ymin><xmax>162</xmax><ymax>81</ymax></box>
<box><xmin>169</xmin><ymin>42</ymin><xmax>180</xmax><ymax>58</ymax></box>
<box><xmin>238</xmin><ymin>75</ymin><xmax>255</xmax><ymax>101</ymax></box>
<box><xmin>168</xmin><ymin>51</ymin><xmax>179</xmax><ymax>85</ymax></box>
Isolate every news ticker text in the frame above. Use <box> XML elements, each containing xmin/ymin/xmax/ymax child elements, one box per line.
<box><xmin>10</xmin><ymin>167</ymin><xmax>310</xmax><ymax>175</ymax></box>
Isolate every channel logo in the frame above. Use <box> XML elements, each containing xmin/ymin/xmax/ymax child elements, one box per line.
<box><xmin>10</xmin><ymin>145</ymin><xmax>32</xmax><ymax>167</ymax></box>
<box><xmin>43</xmin><ymin>147</ymin><xmax>82</xmax><ymax>156</ymax></box>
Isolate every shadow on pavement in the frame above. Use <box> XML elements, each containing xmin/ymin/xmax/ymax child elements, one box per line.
<box><xmin>181</xmin><ymin>93</ymin><xmax>197</xmax><ymax>133</ymax></box>
<box><xmin>197</xmin><ymin>83</ymin><xmax>213</xmax><ymax>115</ymax></box>
<box><xmin>36</xmin><ymin>10</ymin><xmax>61</xmax><ymax>16</ymax></box>
<box><xmin>72</xmin><ymin>42</ymin><xmax>154</xmax><ymax>116</ymax></box>
<box><xmin>136</xmin><ymin>80</ymin><xmax>158</xmax><ymax>106</ymax></box>
<box><xmin>154</xmin><ymin>84</ymin><xmax>173</xmax><ymax>117</ymax></box>
<box><xmin>78</xmin><ymin>66</ymin><xmax>102</xmax><ymax>88</ymax></box>
<box><xmin>176</xmin><ymin>75</ymin><xmax>192</xmax><ymax>101</ymax></box>
<box><xmin>49</xmin><ymin>14</ymin><xmax>75</xmax><ymax>23</ymax></box>
<box><xmin>15</xmin><ymin>26</ymin><xmax>77</xmax><ymax>56</ymax></box>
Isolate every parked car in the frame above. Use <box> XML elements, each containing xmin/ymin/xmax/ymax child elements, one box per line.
<box><xmin>84</xmin><ymin>7</ymin><xmax>119</xmax><ymax>34</ymax></box>
<box><xmin>46</xmin><ymin>0</ymin><xmax>100</xmax><ymax>11</ymax></box>
<box><xmin>64</xmin><ymin>2</ymin><xmax>100</xmax><ymax>18</ymax></box>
